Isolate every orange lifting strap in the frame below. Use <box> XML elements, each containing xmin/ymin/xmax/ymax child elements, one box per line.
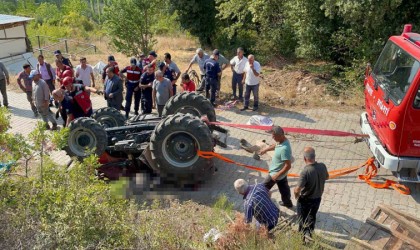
<box><xmin>197</xmin><ymin>151</ymin><xmax>411</xmax><ymax>195</ymax></box>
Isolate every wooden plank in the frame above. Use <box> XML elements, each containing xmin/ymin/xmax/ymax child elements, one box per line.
<box><xmin>366</xmin><ymin>218</ymin><xmax>420</xmax><ymax>249</ymax></box>
<box><xmin>357</xmin><ymin>224</ymin><xmax>372</xmax><ymax>239</ymax></box>
<box><xmin>376</xmin><ymin>210</ymin><xmax>389</xmax><ymax>224</ymax></box>
<box><xmin>384</xmin><ymin>236</ymin><xmax>402</xmax><ymax>250</ymax></box>
<box><xmin>369</xmin><ymin>229</ymin><xmax>391</xmax><ymax>249</ymax></box>
<box><xmin>377</xmin><ymin>205</ymin><xmax>420</xmax><ymax>236</ymax></box>
<box><xmin>345</xmin><ymin>237</ymin><xmax>381</xmax><ymax>250</ymax></box>
<box><xmin>360</xmin><ymin>224</ymin><xmax>378</xmax><ymax>241</ymax></box>
<box><xmin>383</xmin><ymin>205</ymin><xmax>420</xmax><ymax>227</ymax></box>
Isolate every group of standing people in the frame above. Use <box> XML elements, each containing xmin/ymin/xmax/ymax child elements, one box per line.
<box><xmin>234</xmin><ymin>126</ymin><xmax>329</xmax><ymax>242</ymax></box>
<box><xmin>105</xmin><ymin>51</ymin><xmax>196</xmax><ymax>118</ymax></box>
<box><xmin>11</xmin><ymin>50</ymin><xmax>99</xmax><ymax>129</ymax></box>
<box><xmin>184</xmin><ymin>47</ymin><xmax>261</xmax><ymax>110</ymax></box>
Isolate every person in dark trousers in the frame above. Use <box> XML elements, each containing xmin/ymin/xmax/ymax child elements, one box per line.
<box><xmin>0</xmin><ymin>61</ymin><xmax>10</xmax><ymax>108</ymax></box>
<box><xmin>54</xmin><ymin>50</ymin><xmax>73</xmax><ymax>68</ymax></box>
<box><xmin>204</xmin><ymin>50</ymin><xmax>222</xmax><ymax>106</ymax></box>
<box><xmin>120</xmin><ymin>58</ymin><xmax>142</xmax><ymax>118</ymax></box>
<box><xmin>104</xmin><ymin>67</ymin><xmax>123</xmax><ymax>110</ymax></box>
<box><xmin>260</xmin><ymin>126</ymin><xmax>294</xmax><ymax>208</ymax></box>
<box><xmin>234</xmin><ymin>179</ymin><xmax>279</xmax><ymax>231</ymax></box>
<box><xmin>230</xmin><ymin>47</ymin><xmax>248</xmax><ymax>101</ymax></box>
<box><xmin>17</xmin><ymin>64</ymin><xmax>38</xmax><ymax>116</ymax></box>
<box><xmin>37</xmin><ymin>54</ymin><xmax>56</xmax><ymax>106</ymax></box>
<box><xmin>241</xmin><ymin>54</ymin><xmax>261</xmax><ymax>111</ymax></box>
<box><xmin>139</xmin><ymin>65</ymin><xmax>155</xmax><ymax>114</ymax></box>
<box><xmin>152</xmin><ymin>70</ymin><xmax>173</xmax><ymax>117</ymax></box>
<box><xmin>294</xmin><ymin>147</ymin><xmax>329</xmax><ymax>242</ymax></box>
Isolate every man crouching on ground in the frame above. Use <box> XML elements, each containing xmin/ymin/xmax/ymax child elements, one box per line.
<box><xmin>234</xmin><ymin>179</ymin><xmax>279</xmax><ymax>231</ymax></box>
<box><xmin>294</xmin><ymin>147</ymin><xmax>329</xmax><ymax>241</ymax></box>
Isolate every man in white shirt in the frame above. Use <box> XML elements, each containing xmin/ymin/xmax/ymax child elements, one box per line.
<box><xmin>241</xmin><ymin>55</ymin><xmax>261</xmax><ymax>111</ymax></box>
<box><xmin>230</xmin><ymin>47</ymin><xmax>248</xmax><ymax>101</ymax></box>
<box><xmin>75</xmin><ymin>57</ymin><xmax>95</xmax><ymax>87</ymax></box>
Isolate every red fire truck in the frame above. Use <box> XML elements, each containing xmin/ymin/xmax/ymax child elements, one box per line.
<box><xmin>361</xmin><ymin>24</ymin><xmax>420</xmax><ymax>183</ymax></box>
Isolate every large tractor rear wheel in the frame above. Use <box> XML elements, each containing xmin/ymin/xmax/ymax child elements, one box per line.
<box><xmin>92</xmin><ymin>107</ymin><xmax>126</xmax><ymax>128</ymax></box>
<box><xmin>64</xmin><ymin>117</ymin><xmax>107</xmax><ymax>159</ymax></box>
<box><xmin>149</xmin><ymin>114</ymin><xmax>214</xmax><ymax>184</ymax></box>
<box><xmin>162</xmin><ymin>92</ymin><xmax>216</xmax><ymax>122</ymax></box>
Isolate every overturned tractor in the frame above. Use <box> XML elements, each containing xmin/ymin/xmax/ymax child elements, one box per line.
<box><xmin>64</xmin><ymin>92</ymin><xmax>227</xmax><ymax>184</ymax></box>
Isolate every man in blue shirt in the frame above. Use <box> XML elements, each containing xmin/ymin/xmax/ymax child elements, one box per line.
<box><xmin>204</xmin><ymin>50</ymin><xmax>222</xmax><ymax>106</ymax></box>
<box><xmin>260</xmin><ymin>126</ymin><xmax>294</xmax><ymax>208</ymax></box>
<box><xmin>234</xmin><ymin>179</ymin><xmax>279</xmax><ymax>231</ymax></box>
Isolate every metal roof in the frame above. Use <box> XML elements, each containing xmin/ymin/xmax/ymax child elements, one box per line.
<box><xmin>0</xmin><ymin>14</ymin><xmax>33</xmax><ymax>25</ymax></box>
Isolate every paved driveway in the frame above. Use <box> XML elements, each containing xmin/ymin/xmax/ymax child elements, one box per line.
<box><xmin>7</xmin><ymin>91</ymin><xmax>420</xmax><ymax>244</ymax></box>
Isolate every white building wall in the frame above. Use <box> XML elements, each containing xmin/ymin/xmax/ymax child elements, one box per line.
<box><xmin>0</xmin><ymin>25</ymin><xmax>27</xmax><ymax>58</ymax></box>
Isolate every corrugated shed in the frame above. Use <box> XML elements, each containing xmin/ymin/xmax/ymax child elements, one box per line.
<box><xmin>0</xmin><ymin>14</ymin><xmax>32</xmax><ymax>25</ymax></box>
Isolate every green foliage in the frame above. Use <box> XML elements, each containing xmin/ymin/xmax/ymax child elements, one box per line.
<box><xmin>50</xmin><ymin>127</ymin><xmax>70</xmax><ymax>150</ymax></box>
<box><xmin>0</xmin><ymin>108</ymin><xmax>32</xmax><ymax>162</ymax></box>
<box><xmin>103</xmin><ymin>0</ymin><xmax>158</xmax><ymax>56</ymax></box>
<box><xmin>0</xmin><ymin>157</ymin><xmax>138</xmax><ymax>249</ymax></box>
<box><xmin>169</xmin><ymin>0</ymin><xmax>217</xmax><ymax>46</ymax></box>
<box><xmin>0</xmin><ymin>0</ymin><xmax>17</xmax><ymax>13</ymax></box>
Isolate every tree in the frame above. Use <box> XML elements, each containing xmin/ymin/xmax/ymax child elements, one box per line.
<box><xmin>103</xmin><ymin>0</ymin><xmax>158</xmax><ymax>55</ymax></box>
<box><xmin>169</xmin><ymin>0</ymin><xmax>217</xmax><ymax>47</ymax></box>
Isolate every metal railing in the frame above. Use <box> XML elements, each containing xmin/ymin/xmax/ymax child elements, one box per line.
<box><xmin>30</xmin><ymin>35</ymin><xmax>96</xmax><ymax>57</ymax></box>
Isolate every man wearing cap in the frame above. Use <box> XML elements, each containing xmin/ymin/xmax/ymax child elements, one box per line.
<box><xmin>230</xmin><ymin>47</ymin><xmax>248</xmax><ymax>101</ymax></box>
<box><xmin>143</xmin><ymin>51</ymin><xmax>158</xmax><ymax>71</ymax></box>
<box><xmin>294</xmin><ymin>147</ymin><xmax>329</xmax><ymax>240</ymax></box>
<box><xmin>120</xmin><ymin>58</ymin><xmax>142</xmax><ymax>118</ymax></box>
<box><xmin>0</xmin><ymin>60</ymin><xmax>10</xmax><ymax>108</ymax></box>
<box><xmin>54</xmin><ymin>50</ymin><xmax>73</xmax><ymax>68</ymax></box>
<box><xmin>234</xmin><ymin>179</ymin><xmax>279</xmax><ymax>231</ymax></box>
<box><xmin>184</xmin><ymin>48</ymin><xmax>210</xmax><ymax>91</ymax></box>
<box><xmin>102</xmin><ymin>55</ymin><xmax>120</xmax><ymax>83</ymax></box>
<box><xmin>241</xmin><ymin>54</ymin><xmax>261</xmax><ymax>111</ymax></box>
<box><xmin>55</xmin><ymin>59</ymin><xmax>73</xmax><ymax>87</ymax></box>
<box><xmin>17</xmin><ymin>64</ymin><xmax>38</xmax><ymax>116</ymax></box>
<box><xmin>204</xmin><ymin>50</ymin><xmax>222</xmax><ymax>106</ymax></box>
<box><xmin>75</xmin><ymin>57</ymin><xmax>95</xmax><ymax>87</ymax></box>
<box><xmin>260</xmin><ymin>126</ymin><xmax>293</xmax><ymax>208</ymax></box>
<box><xmin>164</xmin><ymin>52</ymin><xmax>181</xmax><ymax>95</ymax></box>
<box><xmin>139</xmin><ymin>65</ymin><xmax>155</xmax><ymax>114</ymax></box>
<box><xmin>30</xmin><ymin>70</ymin><xmax>58</xmax><ymax>130</ymax></box>
<box><xmin>104</xmin><ymin>67</ymin><xmax>123</xmax><ymax>110</ymax></box>
<box><xmin>152</xmin><ymin>70</ymin><xmax>173</xmax><ymax>117</ymax></box>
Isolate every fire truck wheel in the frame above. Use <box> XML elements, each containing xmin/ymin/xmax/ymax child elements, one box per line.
<box><xmin>92</xmin><ymin>107</ymin><xmax>126</xmax><ymax>128</ymax></box>
<box><xmin>150</xmin><ymin>114</ymin><xmax>214</xmax><ymax>183</ymax></box>
<box><xmin>65</xmin><ymin>117</ymin><xmax>108</xmax><ymax>159</ymax></box>
<box><xmin>162</xmin><ymin>92</ymin><xmax>216</xmax><ymax>122</ymax></box>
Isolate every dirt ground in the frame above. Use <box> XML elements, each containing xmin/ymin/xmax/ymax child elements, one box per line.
<box><xmin>8</xmin><ymin>35</ymin><xmax>365</xmax><ymax>112</ymax></box>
